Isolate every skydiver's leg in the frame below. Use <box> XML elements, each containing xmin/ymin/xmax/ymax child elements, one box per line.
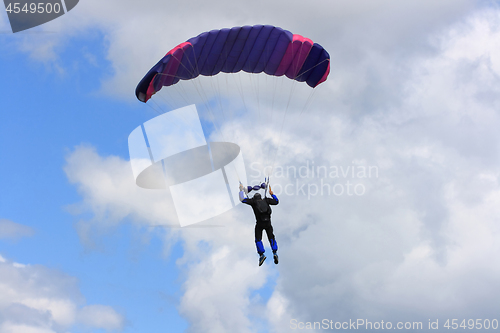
<box><xmin>264</xmin><ymin>222</ymin><xmax>279</xmax><ymax>264</ymax></box>
<box><xmin>264</xmin><ymin>223</ymin><xmax>278</xmax><ymax>253</ymax></box>
<box><xmin>254</xmin><ymin>223</ymin><xmax>265</xmax><ymax>255</ymax></box>
<box><xmin>255</xmin><ymin>223</ymin><xmax>267</xmax><ymax>266</ymax></box>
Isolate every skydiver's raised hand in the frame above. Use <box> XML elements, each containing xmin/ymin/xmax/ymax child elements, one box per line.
<box><xmin>239</xmin><ymin>183</ymin><xmax>244</xmax><ymax>191</ymax></box>
<box><xmin>269</xmin><ymin>186</ymin><xmax>273</xmax><ymax>196</ymax></box>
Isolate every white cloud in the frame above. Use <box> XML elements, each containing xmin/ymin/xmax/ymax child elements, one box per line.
<box><xmin>4</xmin><ymin>0</ymin><xmax>476</xmax><ymax>101</ymax></box>
<box><xmin>179</xmin><ymin>246</ymin><xmax>268</xmax><ymax>333</ymax></box>
<box><xmin>0</xmin><ymin>219</ymin><xmax>34</xmax><ymax>240</ymax></box>
<box><xmin>0</xmin><ymin>256</ymin><xmax>125</xmax><ymax>332</ymax></box>
<box><xmin>63</xmin><ymin>144</ymin><xmax>181</xmax><ymax>248</ymax></box>
<box><xmin>0</xmin><ymin>10</ymin><xmax>8</xmax><ymax>32</ymax></box>
<box><xmin>254</xmin><ymin>8</ymin><xmax>500</xmax><ymax>331</ymax></box>
<box><xmin>55</xmin><ymin>2</ymin><xmax>500</xmax><ymax>332</ymax></box>
<box><xmin>77</xmin><ymin>305</ymin><xmax>125</xmax><ymax>331</ymax></box>
<box><xmin>0</xmin><ymin>322</ymin><xmax>56</xmax><ymax>333</ymax></box>
<box><xmin>63</xmin><ymin>144</ymin><xmax>275</xmax><ymax>331</ymax></box>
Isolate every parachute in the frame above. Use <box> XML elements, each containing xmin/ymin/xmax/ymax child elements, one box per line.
<box><xmin>136</xmin><ymin>25</ymin><xmax>330</xmax><ymax>103</ymax></box>
<box><xmin>135</xmin><ymin>25</ymin><xmax>330</xmax><ymax>188</ymax></box>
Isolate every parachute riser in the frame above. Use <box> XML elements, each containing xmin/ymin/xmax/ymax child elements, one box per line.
<box><xmin>264</xmin><ymin>176</ymin><xmax>270</xmax><ymax>198</ymax></box>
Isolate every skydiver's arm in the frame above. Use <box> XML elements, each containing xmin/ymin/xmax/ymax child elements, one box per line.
<box><xmin>267</xmin><ymin>194</ymin><xmax>279</xmax><ymax>205</ymax></box>
<box><xmin>239</xmin><ymin>184</ymin><xmax>251</xmax><ymax>204</ymax></box>
<box><xmin>240</xmin><ymin>194</ymin><xmax>252</xmax><ymax>205</ymax></box>
<box><xmin>266</xmin><ymin>185</ymin><xmax>279</xmax><ymax>205</ymax></box>
<box><xmin>239</xmin><ymin>190</ymin><xmax>248</xmax><ymax>203</ymax></box>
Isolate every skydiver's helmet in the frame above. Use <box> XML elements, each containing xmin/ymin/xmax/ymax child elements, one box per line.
<box><xmin>253</xmin><ymin>193</ymin><xmax>262</xmax><ymax>200</ymax></box>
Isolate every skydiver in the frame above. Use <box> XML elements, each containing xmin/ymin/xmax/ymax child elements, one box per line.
<box><xmin>239</xmin><ymin>182</ymin><xmax>279</xmax><ymax>266</ymax></box>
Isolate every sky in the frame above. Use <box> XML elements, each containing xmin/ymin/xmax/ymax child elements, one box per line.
<box><xmin>1</xmin><ymin>0</ymin><xmax>500</xmax><ymax>332</ymax></box>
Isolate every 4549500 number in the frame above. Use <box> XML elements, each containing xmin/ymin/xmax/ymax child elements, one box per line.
<box><xmin>444</xmin><ymin>319</ymin><xmax>498</xmax><ymax>330</ymax></box>
<box><xmin>5</xmin><ymin>2</ymin><xmax>61</xmax><ymax>14</ymax></box>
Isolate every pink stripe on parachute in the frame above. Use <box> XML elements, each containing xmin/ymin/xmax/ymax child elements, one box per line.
<box><xmin>315</xmin><ymin>61</ymin><xmax>330</xmax><ymax>87</ymax></box>
<box><xmin>145</xmin><ymin>74</ymin><xmax>157</xmax><ymax>102</ymax></box>
<box><xmin>166</xmin><ymin>41</ymin><xmax>191</xmax><ymax>56</ymax></box>
<box><xmin>145</xmin><ymin>42</ymin><xmax>192</xmax><ymax>101</ymax></box>
<box><xmin>275</xmin><ymin>34</ymin><xmax>313</xmax><ymax>78</ymax></box>
<box><xmin>161</xmin><ymin>47</ymin><xmax>187</xmax><ymax>86</ymax></box>
<box><xmin>285</xmin><ymin>34</ymin><xmax>313</xmax><ymax>79</ymax></box>
<box><xmin>274</xmin><ymin>42</ymin><xmax>295</xmax><ymax>77</ymax></box>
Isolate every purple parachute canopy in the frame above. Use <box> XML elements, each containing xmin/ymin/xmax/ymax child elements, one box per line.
<box><xmin>136</xmin><ymin>25</ymin><xmax>330</xmax><ymax>102</ymax></box>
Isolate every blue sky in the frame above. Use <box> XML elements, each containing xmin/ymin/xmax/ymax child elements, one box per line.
<box><xmin>0</xmin><ymin>28</ymin><xmax>190</xmax><ymax>332</ymax></box>
<box><xmin>2</xmin><ymin>1</ymin><xmax>500</xmax><ymax>333</ymax></box>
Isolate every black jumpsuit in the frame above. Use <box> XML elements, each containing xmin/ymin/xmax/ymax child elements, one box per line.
<box><xmin>241</xmin><ymin>194</ymin><xmax>279</xmax><ymax>254</ymax></box>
